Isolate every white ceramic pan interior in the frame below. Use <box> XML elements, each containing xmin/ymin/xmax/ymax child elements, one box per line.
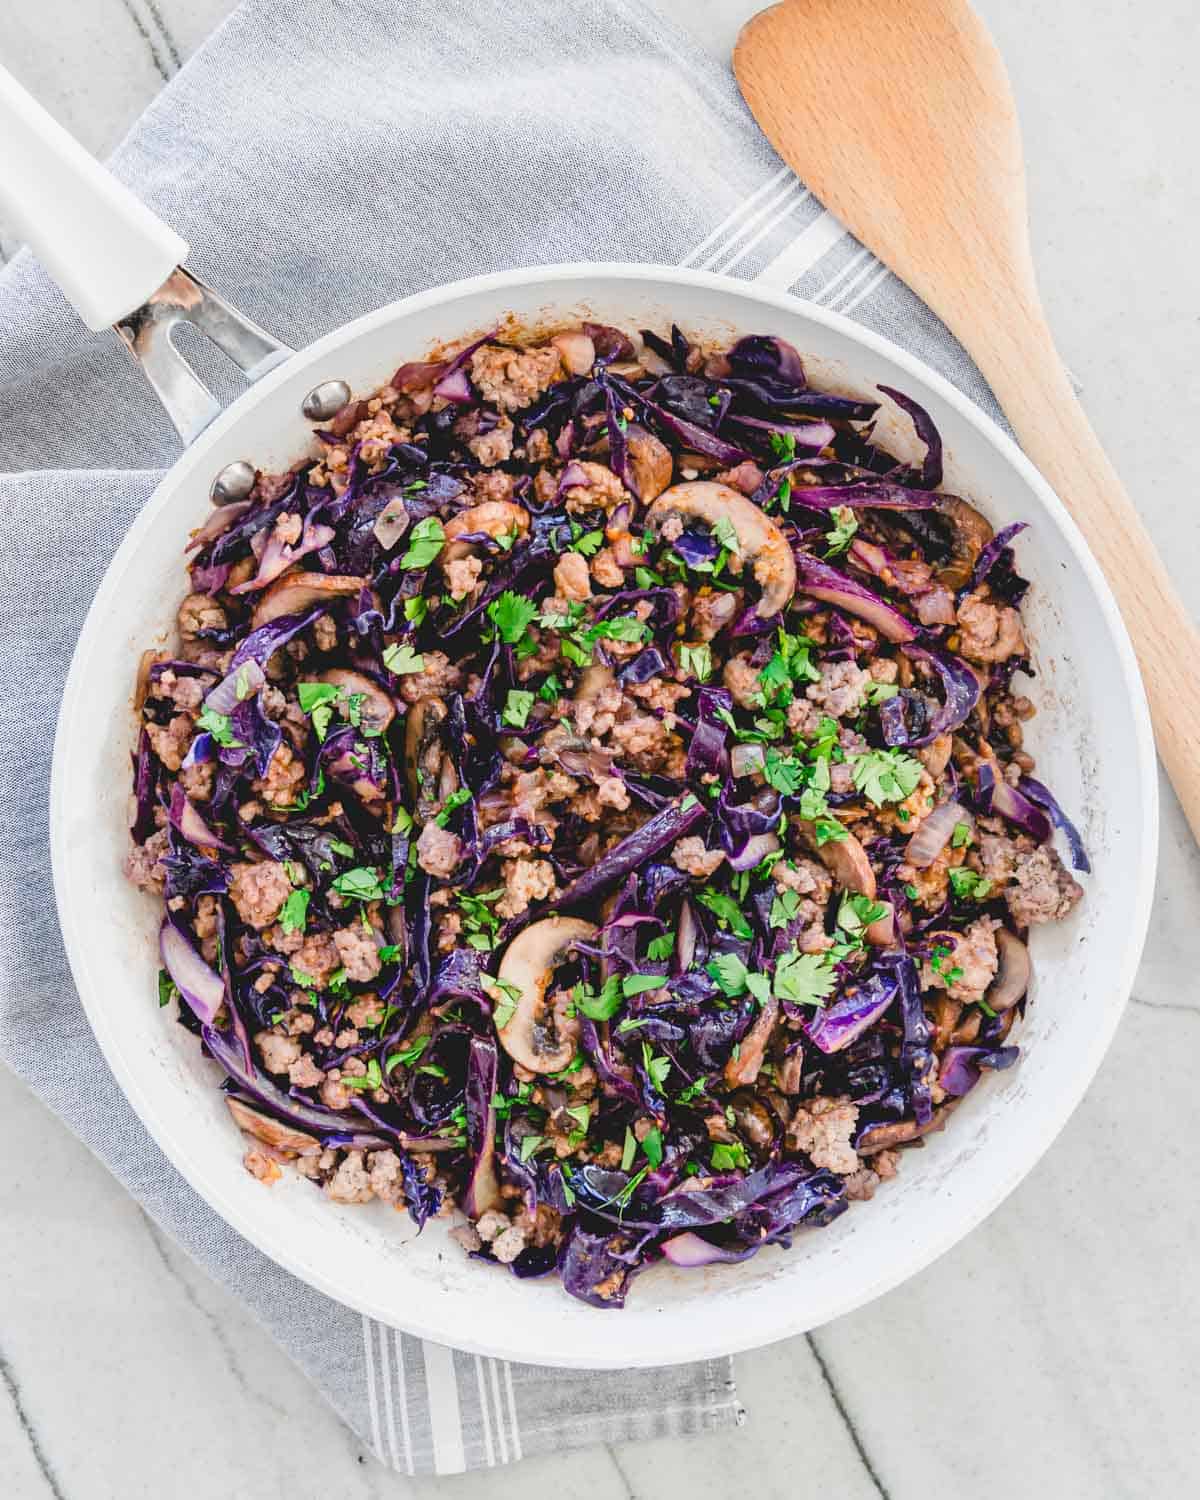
<box><xmin>51</xmin><ymin>264</ymin><xmax>1156</xmax><ymax>1367</ymax></box>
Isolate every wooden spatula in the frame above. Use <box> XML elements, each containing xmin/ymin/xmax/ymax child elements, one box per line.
<box><xmin>735</xmin><ymin>0</ymin><xmax>1200</xmax><ymax>840</ymax></box>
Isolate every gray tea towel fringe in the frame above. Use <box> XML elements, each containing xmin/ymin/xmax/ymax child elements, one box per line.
<box><xmin>0</xmin><ymin>0</ymin><xmax>1000</xmax><ymax>1474</ymax></box>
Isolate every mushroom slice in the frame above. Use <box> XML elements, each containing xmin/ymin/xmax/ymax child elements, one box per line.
<box><xmin>574</xmin><ymin>664</ymin><xmax>615</xmax><ymax>702</ymax></box>
<box><xmin>724</xmin><ymin>994</ymin><xmax>779</xmax><ymax>1088</ymax></box>
<box><xmin>933</xmin><ymin>495</ymin><xmax>993</xmax><ymax>591</ymax></box>
<box><xmin>986</xmin><ymin>929</ymin><xmax>1031</xmax><ymax>1013</ymax></box>
<box><xmin>625</xmin><ymin>425</ymin><xmax>674</xmax><ymax>503</ymax></box>
<box><xmin>493</xmin><ymin>916</ymin><xmax>597</xmax><ymax>1073</ymax></box>
<box><xmin>318</xmin><ymin>667</ymin><xmax>396</xmax><ymax>735</ymax></box>
<box><xmin>796</xmin><ymin>820</ymin><xmax>877</xmax><ymax>899</ymax></box>
<box><xmin>646</xmin><ymin>481</ymin><xmax>795</xmax><ymax>616</ymax></box>
<box><xmin>443</xmin><ymin>501</ymin><xmax>531</xmax><ymax>561</ymax></box>
<box><xmin>404</xmin><ymin>696</ymin><xmax>455</xmax><ymax>818</ymax></box>
<box><xmin>251</xmin><ymin>572</ymin><xmax>367</xmax><ymax>628</ymax></box>
<box><xmin>226</xmin><ymin>1098</ymin><xmax>321</xmax><ymax>1156</ymax></box>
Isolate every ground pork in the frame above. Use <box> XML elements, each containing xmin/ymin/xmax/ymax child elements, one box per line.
<box><xmin>977</xmin><ymin>831</ymin><xmax>1034</xmax><ymax>886</ymax></box>
<box><xmin>345</xmin><ymin>995</ymin><xmax>385</xmax><ymax>1029</ymax></box>
<box><xmin>772</xmin><ymin>856</ymin><xmax>832</xmax><ymax>902</ymax></box>
<box><xmin>562</xmin><ymin>461</ymin><xmax>631</xmax><ymax>515</ymax></box>
<box><xmin>572</xmin><ymin>682</ymin><xmax>624</xmax><ymax>737</ymax></box>
<box><xmin>123</xmin><ymin>829</ymin><xmax>169</xmax><ymax>893</ymax></box>
<box><xmin>398</xmin><ymin>651</ymin><xmax>463</xmax><ymax>703</ymax></box>
<box><xmin>590</xmin><ymin>547</ymin><xmax>626</xmax><ymax>588</ymax></box>
<box><xmin>552</xmin><ymin>551</ymin><xmax>592</xmax><ymax>601</ymax></box>
<box><xmin>367</xmin><ymin>1149</ymin><xmax>405</xmax><ymax>1205</ymax></box>
<box><xmin>787</xmin><ymin>1096</ymin><xmax>860</xmax><ymax>1174</ymax></box>
<box><xmin>786</xmin><ymin>698</ymin><xmax>822</xmax><ymax>740</ymax></box>
<box><xmin>326</xmin><ymin>1151</ymin><xmax>375</xmax><ymax>1204</ymax></box>
<box><xmin>956</xmin><ymin>589</ymin><xmax>1027</xmax><ymax>663</ymax></box>
<box><xmin>253</xmin><ymin>741</ymin><xmax>307</xmax><ymax>807</ymax></box>
<box><xmin>243</xmin><ymin>1148</ymin><xmax>283</xmax><ymax>1184</ymax></box>
<box><xmin>145</xmin><ymin>714</ymin><xmax>193</xmax><ymax>772</ymax></box>
<box><xmin>671</xmin><ymin>836</ymin><xmax>726</xmax><ymax>879</ymax></box>
<box><xmin>288</xmin><ymin>1053</ymin><xmax>325</xmax><ymax>1089</ymax></box>
<box><xmin>844</xmin><ymin>1148</ymin><xmax>901</xmax><ymax>1200</ymax></box>
<box><xmin>178</xmin><ymin>760</ymin><xmax>215</xmax><ymax>802</ymax></box>
<box><xmin>569</xmin><ymin>776</ymin><xmax>632</xmax><ymax>822</ymax></box>
<box><xmin>255</xmin><ymin>1029</ymin><xmax>301</xmax><ymax>1075</ymax></box>
<box><xmin>470</xmin><ymin>344</ymin><xmax>563</xmax><ymax>411</ymax></box>
<box><xmin>178</xmin><ymin>592</ymin><xmax>227</xmax><ymax>640</ymax></box>
<box><xmin>806</xmin><ymin>660</ymin><xmax>872</xmax><ymax>718</ymax></box>
<box><xmin>416</xmin><ymin>821</ymin><xmax>463</xmax><ymax>879</ymax></box>
<box><xmin>444</xmin><ymin>555</ymin><xmax>483</xmax><ymax>601</ymax></box>
<box><xmin>496</xmin><ymin>858</ymin><xmax>557</xmax><ymax>919</ymax></box>
<box><xmin>626</xmin><ymin>676</ymin><xmax>691</xmax><ymax>715</ymax></box>
<box><xmin>154</xmin><ymin>668</ymin><xmax>205</xmax><ymax>713</ymax></box>
<box><xmin>471</xmin><ymin>470</ymin><xmax>516</xmax><ymax>503</ymax></box>
<box><xmin>1004</xmin><ymin>844</ymin><xmax>1085</xmax><ymax>927</ymax></box>
<box><xmin>922</xmin><ymin>916</ymin><xmax>999</xmax><ymax>1003</ymax></box>
<box><xmin>714</xmin><ymin>461</ymin><xmax>765</xmax><ymax>495</ymax></box>
<box><xmin>608</xmin><ymin>712</ymin><xmax>682</xmax><ymax>774</ymax></box>
<box><xmin>510</xmin><ymin>767</ymin><xmax>579</xmax><ymax>823</ymax></box>
<box><xmin>689</xmin><ymin>589</ymin><xmax>740</xmax><ymax>641</ymax></box>
<box><xmin>289</xmin><ymin>930</ymin><xmax>341</xmax><ymax>989</ymax></box>
<box><xmin>722</xmin><ymin>651</ymin><xmax>763</xmax><ymax>710</ymax></box>
<box><xmin>468</xmin><ymin>418</ymin><xmax>515</xmax><ymax>466</ymax></box>
<box><xmin>333</xmin><ymin>925</ymin><xmax>383</xmax><ymax>982</ymax></box>
<box><xmin>228</xmin><ymin>860</ymin><xmax>291</xmax><ymax>929</ymax></box>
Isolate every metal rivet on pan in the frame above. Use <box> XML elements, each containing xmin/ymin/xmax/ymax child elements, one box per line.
<box><xmin>209</xmin><ymin>460</ymin><xmax>256</xmax><ymax>504</ymax></box>
<box><xmin>302</xmin><ymin>379</ymin><xmax>352</xmax><ymax>422</ymax></box>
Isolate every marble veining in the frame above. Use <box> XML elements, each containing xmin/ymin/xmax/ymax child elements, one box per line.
<box><xmin>1</xmin><ymin>1</ymin><xmax>1198</xmax><ymax>1495</ymax></box>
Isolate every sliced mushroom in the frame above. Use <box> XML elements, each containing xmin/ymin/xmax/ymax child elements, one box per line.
<box><xmin>318</xmin><ymin>667</ymin><xmax>396</xmax><ymax>735</ymax></box>
<box><xmin>625</xmin><ymin>425</ymin><xmax>674</xmax><ymax>503</ymax></box>
<box><xmin>443</xmin><ymin>501</ymin><xmax>531</xmax><ymax>561</ymax></box>
<box><xmin>986</xmin><ymin>929</ymin><xmax>1031</xmax><ymax>1013</ymax></box>
<box><xmin>724</xmin><ymin>994</ymin><xmax>779</xmax><ymax>1088</ymax></box>
<box><xmin>918</xmin><ymin>733</ymin><xmax>953</xmax><ymax>779</ymax></box>
<box><xmin>226</xmin><ymin>1098</ymin><xmax>321</xmax><ymax>1156</ymax></box>
<box><xmin>863</xmin><ymin>901</ymin><xmax>896</xmax><ymax>947</ymax></box>
<box><xmin>729</xmin><ymin>1090</ymin><xmax>775</xmax><ymax>1149</ymax></box>
<box><xmin>251</xmin><ymin>572</ymin><xmax>367</xmax><ymax>628</ymax></box>
<box><xmin>934</xmin><ymin>496</ymin><xmax>993</xmax><ymax>591</ymax></box>
<box><xmin>404</xmin><ymin>697</ymin><xmax>456</xmax><ymax>819</ymax></box>
<box><xmin>796</xmin><ymin>821</ymin><xmax>877</xmax><ymax>899</ymax></box>
<box><xmin>646</xmin><ymin>481</ymin><xmax>796</xmax><ymax>616</ymax></box>
<box><xmin>857</xmin><ymin>1100</ymin><xmax>958</xmax><ymax>1154</ymax></box>
<box><xmin>494</xmin><ymin>916</ymin><xmax>597</xmax><ymax>1073</ymax></box>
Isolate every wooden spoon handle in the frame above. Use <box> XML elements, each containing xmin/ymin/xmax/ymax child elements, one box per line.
<box><xmin>971</xmin><ymin>309</ymin><xmax>1200</xmax><ymax>836</ymax></box>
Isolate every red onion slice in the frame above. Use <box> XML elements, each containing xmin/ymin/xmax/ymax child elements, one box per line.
<box><xmin>160</xmin><ymin>918</ymin><xmax>225</xmax><ymax>1027</ymax></box>
<box><xmin>904</xmin><ymin>800</ymin><xmax>970</xmax><ymax>869</ymax></box>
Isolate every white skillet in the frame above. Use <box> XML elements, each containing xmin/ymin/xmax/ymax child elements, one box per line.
<box><xmin>2</xmin><ymin>67</ymin><xmax>1156</xmax><ymax>1367</ymax></box>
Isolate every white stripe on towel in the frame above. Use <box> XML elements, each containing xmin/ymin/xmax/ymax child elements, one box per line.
<box><xmin>361</xmin><ymin>1316</ymin><xmax>384</xmax><ymax>1462</ymax></box>
<box><xmin>680</xmin><ymin>163</ymin><xmax>792</xmax><ymax>266</ymax></box>
<box><xmin>392</xmin><ymin>1328</ymin><xmax>415</xmax><ymax>1474</ymax></box>
<box><xmin>423</xmin><ymin>1340</ymin><xmax>467</xmax><ymax>1474</ymax></box>
<box><xmin>753</xmin><ymin>209</ymin><xmax>846</xmax><ymax>291</ymax></box>
<box><xmin>700</xmin><ymin>177</ymin><xmax>805</xmax><ymax>271</ymax></box>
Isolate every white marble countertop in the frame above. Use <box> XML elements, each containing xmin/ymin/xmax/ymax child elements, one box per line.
<box><xmin>2</xmin><ymin>1</ymin><xmax>1198</xmax><ymax>1496</ymax></box>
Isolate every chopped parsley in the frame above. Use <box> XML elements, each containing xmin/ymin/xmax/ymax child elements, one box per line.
<box><xmin>341</xmin><ymin>1059</ymin><xmax>384</xmax><ymax>1092</ymax></box>
<box><xmin>573</xmin><ymin>975</ymin><xmax>623</xmax><ymax>1022</ymax></box>
<box><xmin>402</xmin><ymin>595</ymin><xmax>429</xmax><ymax>626</ymax></box>
<box><xmin>948</xmin><ymin>868</ymin><xmax>993</xmax><ymax>902</ymax></box>
<box><xmin>157</xmin><ymin>969</ymin><xmax>178</xmax><ymax>1009</ymax></box>
<box><xmin>711</xmin><ymin>1140</ymin><xmax>750</xmax><ymax>1172</ymax></box>
<box><xmin>570</xmin><ymin>527</ymin><xmax>605</xmax><ymax>557</ymax></box>
<box><xmin>487</xmin><ymin>590</ymin><xmax>540</xmax><ymax>646</ymax></box>
<box><xmin>849</xmin><ymin>748</ymin><xmax>924</xmax><ymax>807</ymax></box>
<box><xmin>196</xmin><ymin>707</ymin><xmax>241</xmax><ymax>748</ymax></box>
<box><xmin>385</xmin><ymin>1035</ymin><xmax>430</xmax><ymax>1072</ymax></box>
<box><xmin>501</xmin><ymin>688</ymin><xmax>536</xmax><ymax>728</ymax></box>
<box><xmin>864</xmin><ymin>681</ymin><xmax>900</xmax><ymax>704</ymax></box>
<box><xmin>823</xmin><ymin>505</ymin><xmax>859</xmax><ymax>558</ymax></box>
<box><xmin>763</xmin><ymin>748</ymin><xmax>806</xmax><ymax>795</ymax></box>
<box><xmin>278</xmin><ymin>888</ymin><xmax>310</xmax><ymax>935</ymax></box>
<box><xmin>951</xmin><ymin>821</ymin><xmax>974</xmax><ymax>849</ymax></box>
<box><xmin>769</xmin><ymin>430</ymin><xmax>797</xmax><ymax>463</ymax></box>
<box><xmin>641</xmin><ymin>1043</ymin><xmax>671</xmax><ymax>1092</ymax></box>
<box><xmin>768</xmin><ymin>887</ymin><xmax>804</xmax><ymax>929</ymax></box>
<box><xmin>332</xmin><ymin>866</ymin><xmax>386</xmax><ymax>901</ymax></box>
<box><xmin>458</xmin><ymin>887</ymin><xmax>504</xmax><ymax>951</ymax></box>
<box><xmin>678</xmin><ymin>642</ymin><xmax>713</xmax><ymax>682</ymax></box>
<box><xmin>434</xmin><ymin>787</ymin><xmax>472</xmax><ymax>827</ymax></box>
<box><xmin>398</xmin><ymin>516</ymin><xmax>445</xmax><ymax>569</ymax></box>
<box><xmin>519</xmin><ymin>1134</ymin><xmax>545</xmax><ymax>1163</ymax></box>
<box><xmin>641</xmin><ymin>1126</ymin><xmax>664</xmax><ymax>1168</ymax></box>
<box><xmin>774</xmin><ymin>948</ymin><xmax>838</xmax><ymax>1008</ymax></box>
<box><xmin>382</xmin><ymin>642</ymin><xmax>425</xmax><ymax>675</ymax></box>
<box><xmin>622</xmin><ymin>974</ymin><xmax>668</xmax><ymax>998</ymax></box>
<box><xmin>538</xmin><ymin>673</ymin><xmax>561</xmax><ymax>704</ymax></box>
<box><xmin>488</xmin><ymin>977</ymin><xmax>522</xmax><ymax>1030</ymax></box>
<box><xmin>697</xmin><ymin>887</ymin><xmax>753</xmax><ymax>939</ymax></box>
<box><xmin>645</xmin><ymin>930</ymin><xmax>675</xmax><ymax>962</ymax></box>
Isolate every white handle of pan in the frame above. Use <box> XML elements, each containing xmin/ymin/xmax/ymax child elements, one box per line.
<box><xmin>0</xmin><ymin>62</ymin><xmax>188</xmax><ymax>330</ymax></box>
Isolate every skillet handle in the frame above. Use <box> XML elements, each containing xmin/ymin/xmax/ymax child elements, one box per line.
<box><xmin>0</xmin><ymin>64</ymin><xmax>293</xmax><ymax>444</ymax></box>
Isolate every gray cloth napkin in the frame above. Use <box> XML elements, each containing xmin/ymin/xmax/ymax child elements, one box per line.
<box><xmin>0</xmin><ymin>0</ymin><xmax>1002</xmax><ymax>1475</ymax></box>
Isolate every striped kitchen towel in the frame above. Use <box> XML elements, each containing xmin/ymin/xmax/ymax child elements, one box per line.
<box><xmin>0</xmin><ymin>0</ymin><xmax>1000</xmax><ymax>1474</ymax></box>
